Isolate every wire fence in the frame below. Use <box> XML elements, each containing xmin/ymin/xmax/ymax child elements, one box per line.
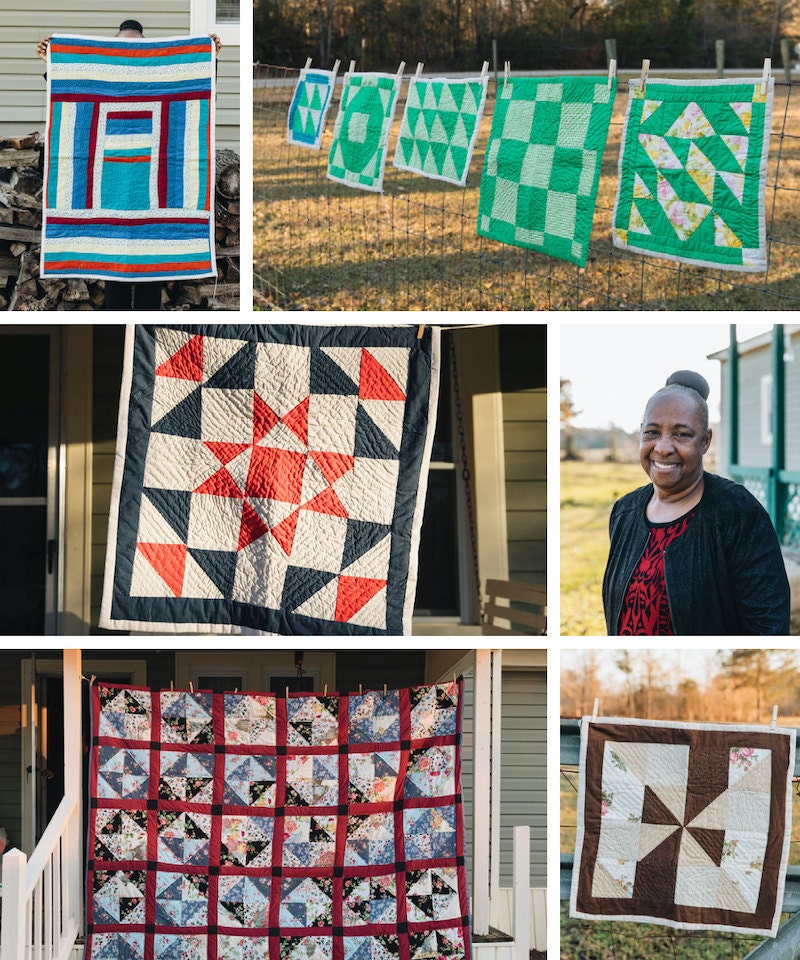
<box><xmin>254</xmin><ymin>63</ymin><xmax>800</xmax><ymax>311</ymax></box>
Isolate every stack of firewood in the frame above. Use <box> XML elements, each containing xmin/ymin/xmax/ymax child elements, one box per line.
<box><xmin>0</xmin><ymin>135</ymin><xmax>240</xmax><ymax>311</ymax></box>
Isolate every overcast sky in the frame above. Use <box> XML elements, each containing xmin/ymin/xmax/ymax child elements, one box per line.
<box><xmin>560</xmin><ymin>322</ymin><xmax>773</xmax><ymax>433</ymax></box>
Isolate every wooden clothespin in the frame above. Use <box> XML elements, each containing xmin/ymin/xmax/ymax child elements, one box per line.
<box><xmin>608</xmin><ymin>58</ymin><xmax>617</xmax><ymax>89</ymax></box>
<box><xmin>170</xmin><ymin>680</ymin><xmax>174</xmax><ymax>691</ymax></box>
<box><xmin>592</xmin><ymin>698</ymin><xmax>600</xmax><ymax>718</ymax></box>
<box><xmin>348</xmin><ymin>60</ymin><xmax>356</xmax><ymax>75</ymax></box>
<box><xmin>303</xmin><ymin>57</ymin><xmax>312</xmax><ymax>72</ymax></box>
<box><xmin>762</xmin><ymin>58</ymin><xmax>772</xmax><ymax>95</ymax></box>
<box><xmin>324</xmin><ymin>684</ymin><xmax>328</xmax><ymax>696</ymax></box>
<box><xmin>504</xmin><ymin>61</ymin><xmax>511</xmax><ymax>84</ymax></box>
<box><xmin>772</xmin><ymin>704</ymin><xmax>779</xmax><ymax>728</ymax></box>
<box><xmin>383</xmin><ymin>684</ymin><xmax>388</xmax><ymax>695</ymax></box>
<box><xmin>415</xmin><ymin>62</ymin><xmax>424</xmax><ymax>79</ymax></box>
<box><xmin>452</xmin><ymin>673</ymin><xmax>457</xmax><ymax>687</ymax></box>
<box><xmin>397</xmin><ymin>61</ymin><xmax>406</xmax><ymax>79</ymax></box>
<box><xmin>285</xmin><ymin>685</ymin><xmax>290</xmax><ymax>699</ymax></box>
<box><xmin>90</xmin><ymin>674</ymin><xmax>96</xmax><ymax>686</ymax></box>
<box><xmin>189</xmin><ymin>681</ymin><xmax>194</xmax><ymax>693</ymax></box>
<box><xmin>332</xmin><ymin>59</ymin><xmax>341</xmax><ymax>79</ymax></box>
<box><xmin>234</xmin><ymin>687</ymin><xmax>239</xmax><ymax>694</ymax></box>
<box><xmin>359</xmin><ymin>683</ymin><xmax>363</xmax><ymax>695</ymax></box>
<box><xmin>416</xmin><ymin>324</ymin><xmax>425</xmax><ymax>339</ymax></box>
<box><xmin>638</xmin><ymin>59</ymin><xmax>650</xmax><ymax>95</ymax></box>
<box><xmin>481</xmin><ymin>61</ymin><xmax>489</xmax><ymax>80</ymax></box>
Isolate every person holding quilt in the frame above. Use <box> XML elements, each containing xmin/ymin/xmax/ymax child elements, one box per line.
<box><xmin>37</xmin><ymin>21</ymin><xmax>221</xmax><ymax>311</ymax></box>
<box><xmin>602</xmin><ymin>370</ymin><xmax>790</xmax><ymax>636</ymax></box>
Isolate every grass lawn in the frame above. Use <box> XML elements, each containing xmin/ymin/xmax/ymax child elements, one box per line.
<box><xmin>560</xmin><ymin>459</ymin><xmax>643</xmax><ymax>636</ymax></box>
<box><xmin>254</xmin><ymin>72</ymin><xmax>800</xmax><ymax>311</ymax></box>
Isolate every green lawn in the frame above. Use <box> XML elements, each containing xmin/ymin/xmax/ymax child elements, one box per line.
<box><xmin>560</xmin><ymin>459</ymin><xmax>643</xmax><ymax>636</ymax></box>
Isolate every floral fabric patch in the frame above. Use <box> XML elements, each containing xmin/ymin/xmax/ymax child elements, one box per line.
<box><xmin>87</xmin><ymin>680</ymin><xmax>470</xmax><ymax>960</ymax></box>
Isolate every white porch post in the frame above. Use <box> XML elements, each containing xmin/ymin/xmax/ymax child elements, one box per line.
<box><xmin>489</xmin><ymin>649</ymin><xmax>502</xmax><ymax>907</ymax></box>
<box><xmin>1</xmin><ymin>849</ymin><xmax>29</xmax><ymax>959</ymax></box>
<box><xmin>62</xmin><ymin>649</ymin><xmax>83</xmax><ymax>933</ymax></box>
<box><xmin>472</xmin><ymin>650</ymin><xmax>491</xmax><ymax>935</ymax></box>
<box><xmin>512</xmin><ymin>825</ymin><xmax>531</xmax><ymax>960</ymax></box>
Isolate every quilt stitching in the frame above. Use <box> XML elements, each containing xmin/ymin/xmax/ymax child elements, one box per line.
<box><xmin>570</xmin><ymin>717</ymin><xmax>795</xmax><ymax>936</ymax></box>
<box><xmin>87</xmin><ymin>680</ymin><xmax>471</xmax><ymax>960</ymax></box>
<box><xmin>393</xmin><ymin>76</ymin><xmax>488</xmax><ymax>186</ymax></box>
<box><xmin>99</xmin><ymin>324</ymin><xmax>439</xmax><ymax>635</ymax></box>
<box><xmin>41</xmin><ymin>34</ymin><xmax>216</xmax><ymax>281</ymax></box>
<box><xmin>328</xmin><ymin>73</ymin><xmax>402</xmax><ymax>192</ymax></box>
<box><xmin>477</xmin><ymin>75</ymin><xmax>616</xmax><ymax>267</ymax></box>
<box><xmin>612</xmin><ymin>77</ymin><xmax>774</xmax><ymax>271</ymax></box>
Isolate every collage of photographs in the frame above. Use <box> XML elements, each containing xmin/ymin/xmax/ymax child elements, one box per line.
<box><xmin>2</xmin><ymin>2</ymin><xmax>800</xmax><ymax>959</ymax></box>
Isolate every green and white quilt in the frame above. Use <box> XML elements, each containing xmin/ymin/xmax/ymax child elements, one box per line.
<box><xmin>394</xmin><ymin>75</ymin><xmax>488</xmax><ymax>186</ymax></box>
<box><xmin>477</xmin><ymin>75</ymin><xmax>616</xmax><ymax>267</ymax></box>
<box><xmin>613</xmin><ymin>77</ymin><xmax>774</xmax><ymax>271</ymax></box>
<box><xmin>328</xmin><ymin>72</ymin><xmax>402</xmax><ymax>192</ymax></box>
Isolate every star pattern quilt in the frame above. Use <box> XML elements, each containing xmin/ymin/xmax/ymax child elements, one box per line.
<box><xmin>41</xmin><ymin>34</ymin><xmax>216</xmax><ymax>282</ymax></box>
<box><xmin>570</xmin><ymin>716</ymin><xmax>795</xmax><ymax>936</ymax></box>
<box><xmin>86</xmin><ymin>679</ymin><xmax>471</xmax><ymax>960</ymax></box>
<box><xmin>287</xmin><ymin>68</ymin><xmax>337</xmax><ymax>149</ymax></box>
<box><xmin>328</xmin><ymin>72</ymin><xmax>402</xmax><ymax>192</ymax></box>
<box><xmin>477</xmin><ymin>75</ymin><xmax>616</xmax><ymax>267</ymax></box>
<box><xmin>613</xmin><ymin>77</ymin><xmax>774</xmax><ymax>271</ymax></box>
<box><xmin>393</xmin><ymin>76</ymin><xmax>488</xmax><ymax>186</ymax></box>
<box><xmin>99</xmin><ymin>325</ymin><xmax>439</xmax><ymax>635</ymax></box>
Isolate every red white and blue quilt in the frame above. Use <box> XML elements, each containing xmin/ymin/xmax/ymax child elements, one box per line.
<box><xmin>86</xmin><ymin>680</ymin><xmax>471</xmax><ymax>960</ymax></box>
<box><xmin>41</xmin><ymin>35</ymin><xmax>216</xmax><ymax>282</ymax></box>
<box><xmin>99</xmin><ymin>325</ymin><xmax>440</xmax><ymax>635</ymax></box>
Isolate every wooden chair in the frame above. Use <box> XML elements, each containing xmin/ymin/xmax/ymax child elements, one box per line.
<box><xmin>482</xmin><ymin>579</ymin><xmax>547</xmax><ymax>635</ymax></box>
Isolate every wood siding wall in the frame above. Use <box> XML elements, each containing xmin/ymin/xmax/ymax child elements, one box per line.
<box><xmin>2</xmin><ymin>1</ymin><xmax>239</xmax><ymax>152</ymax></box>
<box><xmin>503</xmin><ymin>389</ymin><xmax>546</xmax><ymax>583</ymax></box>
<box><xmin>461</xmin><ymin>667</ymin><xmax>546</xmax><ymax>889</ymax></box>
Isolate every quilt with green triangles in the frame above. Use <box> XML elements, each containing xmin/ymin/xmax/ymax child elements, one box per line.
<box><xmin>613</xmin><ymin>77</ymin><xmax>774</xmax><ymax>271</ymax></box>
<box><xmin>287</xmin><ymin>68</ymin><xmax>337</xmax><ymax>150</ymax></box>
<box><xmin>328</xmin><ymin>72</ymin><xmax>402</xmax><ymax>192</ymax></box>
<box><xmin>393</xmin><ymin>76</ymin><xmax>488</xmax><ymax>186</ymax></box>
<box><xmin>477</xmin><ymin>75</ymin><xmax>616</xmax><ymax>267</ymax></box>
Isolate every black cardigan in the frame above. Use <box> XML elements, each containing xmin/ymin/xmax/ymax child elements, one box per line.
<box><xmin>602</xmin><ymin>472</ymin><xmax>790</xmax><ymax>636</ymax></box>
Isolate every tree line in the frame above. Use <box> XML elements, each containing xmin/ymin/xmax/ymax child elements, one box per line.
<box><xmin>255</xmin><ymin>0</ymin><xmax>799</xmax><ymax>72</ymax></box>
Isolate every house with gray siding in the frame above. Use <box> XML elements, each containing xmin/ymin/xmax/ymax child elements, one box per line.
<box><xmin>1</xmin><ymin>0</ymin><xmax>240</xmax><ymax>152</ymax></box>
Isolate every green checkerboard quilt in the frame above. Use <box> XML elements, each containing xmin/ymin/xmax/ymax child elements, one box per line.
<box><xmin>476</xmin><ymin>75</ymin><xmax>616</xmax><ymax>267</ymax></box>
<box><xmin>287</xmin><ymin>68</ymin><xmax>336</xmax><ymax>150</ymax></box>
<box><xmin>613</xmin><ymin>77</ymin><xmax>774</xmax><ymax>271</ymax></box>
<box><xmin>328</xmin><ymin>72</ymin><xmax>402</xmax><ymax>192</ymax></box>
<box><xmin>393</xmin><ymin>75</ymin><xmax>488</xmax><ymax>186</ymax></box>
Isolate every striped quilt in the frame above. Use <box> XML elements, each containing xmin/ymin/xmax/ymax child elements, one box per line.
<box><xmin>41</xmin><ymin>35</ymin><xmax>217</xmax><ymax>282</ymax></box>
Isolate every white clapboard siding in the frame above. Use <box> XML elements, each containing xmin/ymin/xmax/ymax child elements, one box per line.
<box><xmin>1</xmin><ymin>1</ymin><xmax>239</xmax><ymax>152</ymax></box>
<box><xmin>503</xmin><ymin>389</ymin><xmax>546</xmax><ymax>582</ymax></box>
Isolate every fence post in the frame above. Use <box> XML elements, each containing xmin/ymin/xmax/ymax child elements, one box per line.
<box><xmin>1</xmin><ymin>848</ymin><xmax>28</xmax><ymax>960</ymax></box>
<box><xmin>492</xmin><ymin>39</ymin><xmax>498</xmax><ymax>87</ymax></box>
<box><xmin>604</xmin><ymin>39</ymin><xmax>617</xmax><ymax>67</ymax></box>
<box><xmin>781</xmin><ymin>38</ymin><xmax>792</xmax><ymax>83</ymax></box>
<box><xmin>513</xmin><ymin>826</ymin><xmax>531</xmax><ymax>960</ymax></box>
<box><xmin>716</xmin><ymin>40</ymin><xmax>725</xmax><ymax>77</ymax></box>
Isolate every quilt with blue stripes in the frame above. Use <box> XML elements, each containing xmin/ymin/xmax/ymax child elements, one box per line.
<box><xmin>99</xmin><ymin>324</ymin><xmax>440</xmax><ymax>635</ymax></box>
<box><xmin>86</xmin><ymin>679</ymin><xmax>471</xmax><ymax>960</ymax></box>
<box><xmin>41</xmin><ymin>35</ymin><xmax>216</xmax><ymax>282</ymax></box>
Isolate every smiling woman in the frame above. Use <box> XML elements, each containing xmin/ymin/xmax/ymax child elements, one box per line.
<box><xmin>602</xmin><ymin>370</ymin><xmax>790</xmax><ymax>637</ymax></box>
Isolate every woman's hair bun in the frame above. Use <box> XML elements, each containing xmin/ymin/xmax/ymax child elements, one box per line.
<box><xmin>665</xmin><ymin>370</ymin><xmax>710</xmax><ymax>401</ymax></box>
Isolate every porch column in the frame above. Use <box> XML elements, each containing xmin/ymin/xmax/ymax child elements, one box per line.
<box><xmin>63</xmin><ymin>649</ymin><xmax>83</xmax><ymax>932</ymax></box>
<box><xmin>771</xmin><ymin>325</ymin><xmax>786</xmax><ymax>533</ymax></box>
<box><xmin>472</xmin><ymin>650</ymin><xmax>492</xmax><ymax>935</ymax></box>
<box><xmin>728</xmin><ymin>324</ymin><xmax>738</xmax><ymax>469</ymax></box>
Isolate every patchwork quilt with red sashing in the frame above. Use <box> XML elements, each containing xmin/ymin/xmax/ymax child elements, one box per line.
<box><xmin>87</xmin><ymin>680</ymin><xmax>470</xmax><ymax>960</ymax></box>
<box><xmin>99</xmin><ymin>325</ymin><xmax>440</xmax><ymax>635</ymax></box>
<box><xmin>570</xmin><ymin>716</ymin><xmax>795</xmax><ymax>936</ymax></box>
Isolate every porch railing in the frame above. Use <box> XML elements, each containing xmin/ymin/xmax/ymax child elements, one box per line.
<box><xmin>1</xmin><ymin>792</ymin><xmax>82</xmax><ymax>960</ymax></box>
<box><xmin>729</xmin><ymin>466</ymin><xmax>800</xmax><ymax>550</ymax></box>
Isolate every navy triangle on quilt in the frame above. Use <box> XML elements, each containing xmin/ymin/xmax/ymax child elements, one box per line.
<box><xmin>144</xmin><ymin>488</ymin><xmax>192</xmax><ymax>544</ymax></box>
<box><xmin>342</xmin><ymin>519</ymin><xmax>393</xmax><ymax>570</ymax></box>
<box><xmin>310</xmin><ymin>348</ymin><xmax>360</xmax><ymax>396</ymax></box>
<box><xmin>281</xmin><ymin>565</ymin><xmax>339</xmax><ymax>614</ymax></box>
<box><xmin>151</xmin><ymin>386</ymin><xmax>203</xmax><ymax>439</ymax></box>
<box><xmin>354</xmin><ymin>403</ymin><xmax>399</xmax><ymax>459</ymax></box>
<box><xmin>188</xmin><ymin>548</ymin><xmax>238</xmax><ymax>599</ymax></box>
<box><xmin>204</xmin><ymin>341</ymin><xmax>258</xmax><ymax>391</ymax></box>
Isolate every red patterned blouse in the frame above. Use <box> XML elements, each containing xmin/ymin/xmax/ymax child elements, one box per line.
<box><xmin>619</xmin><ymin>509</ymin><xmax>697</xmax><ymax>635</ymax></box>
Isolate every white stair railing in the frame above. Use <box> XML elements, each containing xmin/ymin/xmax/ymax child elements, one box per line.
<box><xmin>1</xmin><ymin>792</ymin><xmax>82</xmax><ymax>960</ymax></box>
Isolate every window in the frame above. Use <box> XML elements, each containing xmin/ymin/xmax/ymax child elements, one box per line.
<box><xmin>191</xmin><ymin>0</ymin><xmax>239</xmax><ymax>46</ymax></box>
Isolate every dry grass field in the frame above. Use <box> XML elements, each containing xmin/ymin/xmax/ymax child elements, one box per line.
<box><xmin>254</xmin><ymin>68</ymin><xmax>800</xmax><ymax>311</ymax></box>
